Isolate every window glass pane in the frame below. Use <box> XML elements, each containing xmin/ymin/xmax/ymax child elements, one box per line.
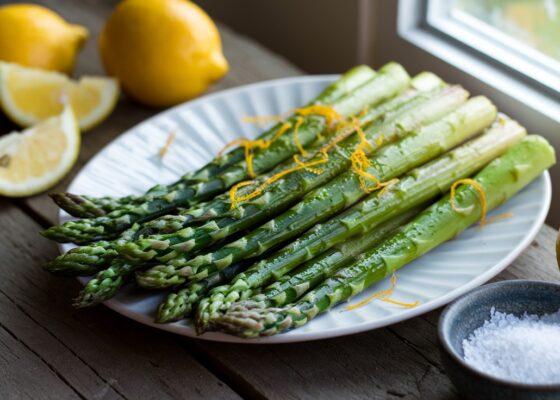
<box><xmin>453</xmin><ymin>0</ymin><xmax>560</xmax><ymax>63</ymax></box>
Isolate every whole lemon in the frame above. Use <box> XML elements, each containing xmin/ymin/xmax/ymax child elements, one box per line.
<box><xmin>99</xmin><ymin>0</ymin><xmax>229</xmax><ymax>107</ymax></box>
<box><xmin>0</xmin><ymin>4</ymin><xmax>88</xmax><ymax>74</ymax></box>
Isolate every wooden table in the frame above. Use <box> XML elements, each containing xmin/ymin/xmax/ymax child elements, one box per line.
<box><xmin>1</xmin><ymin>1</ymin><xmax>559</xmax><ymax>399</ymax></box>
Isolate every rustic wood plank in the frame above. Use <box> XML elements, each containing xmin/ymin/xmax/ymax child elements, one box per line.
<box><xmin>11</xmin><ymin>0</ymin><xmax>301</xmax><ymax>226</ymax></box>
<box><xmin>192</xmin><ymin>330</ymin><xmax>456</xmax><ymax>400</ymax></box>
<box><xmin>495</xmin><ymin>225</ymin><xmax>559</xmax><ymax>282</ymax></box>
<box><xmin>0</xmin><ymin>291</ymin><xmax>121</xmax><ymax>400</ymax></box>
<box><xmin>0</xmin><ymin>302</ymin><xmax>82</xmax><ymax>400</ymax></box>
<box><xmin>0</xmin><ymin>200</ymin><xmax>241</xmax><ymax>400</ymax></box>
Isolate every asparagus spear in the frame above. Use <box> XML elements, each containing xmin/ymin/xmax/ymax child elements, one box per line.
<box><xmin>45</xmin><ymin>74</ymin><xmax>438</xmax><ymax>279</ymax></box>
<box><xmin>69</xmin><ymin>78</ymin><xmax>450</xmax><ymax>304</ymax></box>
<box><xmin>120</xmin><ymin>83</ymin><xmax>466</xmax><ymax>265</ymax></box>
<box><xmin>243</xmin><ymin>207</ymin><xmax>422</xmax><ymax>308</ymax></box>
<box><xmin>156</xmin><ymin>207</ymin><xmax>420</xmax><ymax>323</ymax></box>
<box><xmin>44</xmin><ymin>214</ymin><xmax>187</xmax><ymax>276</ymax></box>
<box><xmin>195</xmin><ymin>117</ymin><xmax>526</xmax><ymax>332</ymax></box>
<box><xmin>74</xmin><ymin>260</ymin><xmax>134</xmax><ymax>308</ymax></box>
<box><xmin>137</xmin><ymin>96</ymin><xmax>497</xmax><ymax>290</ymax></box>
<box><xmin>42</xmin><ymin>63</ymin><xmax>410</xmax><ymax>244</ymax></box>
<box><xmin>156</xmin><ymin>262</ymin><xmax>248</xmax><ymax>322</ymax></box>
<box><xmin>212</xmin><ymin>136</ymin><xmax>555</xmax><ymax>337</ymax></box>
<box><xmin>178</xmin><ymin>72</ymin><xmax>448</xmax><ymax>225</ymax></box>
<box><xmin>68</xmin><ymin>80</ymin><xmax>438</xmax><ymax>305</ymax></box>
<box><xmin>52</xmin><ymin>65</ymin><xmax>378</xmax><ymax>218</ymax></box>
<box><xmin>126</xmin><ymin>73</ymin><xmax>444</xmax><ymax>233</ymax></box>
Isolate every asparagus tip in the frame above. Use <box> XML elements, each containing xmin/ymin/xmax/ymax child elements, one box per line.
<box><xmin>50</xmin><ymin>192</ymin><xmax>107</xmax><ymax>218</ymax></box>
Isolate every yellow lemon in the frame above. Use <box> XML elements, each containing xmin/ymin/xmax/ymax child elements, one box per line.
<box><xmin>99</xmin><ymin>0</ymin><xmax>228</xmax><ymax>107</ymax></box>
<box><xmin>0</xmin><ymin>106</ymin><xmax>80</xmax><ymax>197</ymax></box>
<box><xmin>0</xmin><ymin>4</ymin><xmax>88</xmax><ymax>74</ymax></box>
<box><xmin>0</xmin><ymin>62</ymin><xmax>119</xmax><ymax>131</ymax></box>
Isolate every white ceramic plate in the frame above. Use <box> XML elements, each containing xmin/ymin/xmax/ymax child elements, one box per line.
<box><xmin>61</xmin><ymin>75</ymin><xmax>551</xmax><ymax>344</ymax></box>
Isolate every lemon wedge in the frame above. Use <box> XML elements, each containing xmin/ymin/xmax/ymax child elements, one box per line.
<box><xmin>0</xmin><ymin>62</ymin><xmax>119</xmax><ymax>131</ymax></box>
<box><xmin>0</xmin><ymin>106</ymin><xmax>80</xmax><ymax>197</ymax></box>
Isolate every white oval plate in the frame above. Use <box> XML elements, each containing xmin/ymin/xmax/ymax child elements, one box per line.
<box><xmin>61</xmin><ymin>76</ymin><xmax>551</xmax><ymax>344</ymax></box>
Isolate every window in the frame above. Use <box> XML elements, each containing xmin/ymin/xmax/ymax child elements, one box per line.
<box><xmin>453</xmin><ymin>0</ymin><xmax>560</xmax><ymax>63</ymax></box>
<box><xmin>397</xmin><ymin>0</ymin><xmax>560</xmax><ymax>122</ymax></box>
<box><xmin>393</xmin><ymin>0</ymin><xmax>560</xmax><ymax>225</ymax></box>
<box><xmin>427</xmin><ymin>0</ymin><xmax>560</xmax><ymax>94</ymax></box>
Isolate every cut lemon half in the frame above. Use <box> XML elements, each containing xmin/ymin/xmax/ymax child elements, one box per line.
<box><xmin>0</xmin><ymin>62</ymin><xmax>119</xmax><ymax>131</ymax></box>
<box><xmin>0</xmin><ymin>106</ymin><xmax>80</xmax><ymax>197</ymax></box>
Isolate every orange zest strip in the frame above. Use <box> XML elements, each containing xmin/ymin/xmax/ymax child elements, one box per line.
<box><xmin>227</xmin><ymin>110</ymin><xmax>367</xmax><ymax>209</ymax></box>
<box><xmin>221</xmin><ymin>106</ymin><xmax>342</xmax><ymax>180</ymax></box>
<box><xmin>292</xmin><ymin>116</ymin><xmax>307</xmax><ymax>156</ymax></box>
<box><xmin>350</xmin><ymin>143</ymin><xmax>383</xmax><ymax>193</ymax></box>
<box><xmin>347</xmin><ymin>120</ymin><xmax>395</xmax><ymax>194</ymax></box>
<box><xmin>345</xmin><ymin>286</ymin><xmax>394</xmax><ymax>311</ymax></box>
<box><xmin>229</xmin><ymin>157</ymin><xmax>330</xmax><ymax>209</ymax></box>
<box><xmin>294</xmin><ymin>105</ymin><xmax>343</xmax><ymax>128</ymax></box>
<box><xmin>229</xmin><ymin>181</ymin><xmax>255</xmax><ymax>209</ymax></box>
<box><xmin>355</xmin><ymin>124</ymin><xmax>373</xmax><ymax>152</ymax></box>
<box><xmin>346</xmin><ymin>272</ymin><xmax>419</xmax><ymax>311</ymax></box>
<box><xmin>319</xmin><ymin>118</ymin><xmax>361</xmax><ymax>154</ymax></box>
<box><xmin>217</xmin><ymin>122</ymin><xmax>293</xmax><ymax>178</ymax></box>
<box><xmin>245</xmin><ymin>144</ymin><xmax>256</xmax><ymax>178</ymax></box>
<box><xmin>380</xmin><ymin>298</ymin><xmax>420</xmax><ymax>307</ymax></box>
<box><xmin>269</xmin><ymin>121</ymin><xmax>293</xmax><ymax>143</ymax></box>
<box><xmin>217</xmin><ymin>138</ymin><xmax>251</xmax><ymax>157</ymax></box>
<box><xmin>450</xmin><ymin>178</ymin><xmax>487</xmax><ymax>227</ymax></box>
<box><xmin>159</xmin><ymin>131</ymin><xmax>176</xmax><ymax>158</ymax></box>
<box><xmin>159</xmin><ymin>131</ymin><xmax>177</xmax><ymax>158</ymax></box>
<box><xmin>228</xmin><ymin>118</ymin><xmax>366</xmax><ymax>208</ymax></box>
<box><xmin>485</xmin><ymin>212</ymin><xmax>513</xmax><ymax>225</ymax></box>
<box><xmin>294</xmin><ymin>154</ymin><xmax>324</xmax><ymax>174</ymax></box>
<box><xmin>377</xmin><ymin>178</ymin><xmax>399</xmax><ymax>197</ymax></box>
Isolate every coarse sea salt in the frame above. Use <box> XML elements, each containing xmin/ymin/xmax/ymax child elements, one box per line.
<box><xmin>462</xmin><ymin>307</ymin><xmax>560</xmax><ymax>384</ymax></box>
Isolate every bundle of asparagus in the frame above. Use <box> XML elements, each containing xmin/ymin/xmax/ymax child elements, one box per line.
<box><xmin>41</xmin><ymin>62</ymin><xmax>555</xmax><ymax>339</ymax></box>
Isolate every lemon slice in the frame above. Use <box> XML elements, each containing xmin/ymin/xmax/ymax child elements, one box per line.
<box><xmin>0</xmin><ymin>62</ymin><xmax>119</xmax><ymax>131</ymax></box>
<box><xmin>0</xmin><ymin>106</ymin><xmax>80</xmax><ymax>197</ymax></box>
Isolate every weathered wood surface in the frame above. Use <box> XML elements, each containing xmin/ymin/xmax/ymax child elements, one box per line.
<box><xmin>1</xmin><ymin>1</ymin><xmax>559</xmax><ymax>399</ymax></box>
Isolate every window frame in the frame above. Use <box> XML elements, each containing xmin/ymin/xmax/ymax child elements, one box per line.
<box><xmin>426</xmin><ymin>0</ymin><xmax>560</xmax><ymax>95</ymax></box>
<box><xmin>397</xmin><ymin>0</ymin><xmax>560</xmax><ymax>123</ymax></box>
<box><xmin>386</xmin><ymin>0</ymin><xmax>560</xmax><ymax>226</ymax></box>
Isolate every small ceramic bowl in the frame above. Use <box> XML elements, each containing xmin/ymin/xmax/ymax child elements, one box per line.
<box><xmin>438</xmin><ymin>280</ymin><xmax>560</xmax><ymax>400</ymax></box>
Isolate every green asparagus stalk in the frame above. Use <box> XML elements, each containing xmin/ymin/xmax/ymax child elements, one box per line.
<box><xmin>44</xmin><ymin>214</ymin><xmax>188</xmax><ymax>276</ymax></box>
<box><xmin>137</xmin><ymin>96</ymin><xmax>497</xmax><ymax>290</ymax></box>
<box><xmin>212</xmin><ymin>136</ymin><xmax>555</xmax><ymax>337</ymax></box>
<box><xmin>67</xmin><ymin>78</ymin><xmax>439</xmax><ymax>304</ymax></box>
<box><xmin>44</xmin><ymin>72</ymin><xmax>438</xmax><ymax>274</ymax></box>
<box><xmin>74</xmin><ymin>260</ymin><xmax>135</xmax><ymax>308</ymax></box>
<box><xmin>52</xmin><ymin>65</ymin><xmax>378</xmax><ymax>218</ymax></box>
<box><xmin>194</xmin><ymin>117</ymin><xmax>526</xmax><ymax>332</ymax></box>
<box><xmin>124</xmin><ymin>73</ymin><xmax>444</xmax><ymax>235</ymax></box>
<box><xmin>156</xmin><ymin>207</ymin><xmax>420</xmax><ymax>323</ymax></box>
<box><xmin>243</xmin><ymin>207</ymin><xmax>422</xmax><ymax>308</ymax></box>
<box><xmin>156</xmin><ymin>262</ymin><xmax>249</xmax><ymax>322</ymax></box>
<box><xmin>120</xmin><ymin>83</ymin><xmax>466</xmax><ymax>265</ymax></box>
<box><xmin>178</xmin><ymin>72</ymin><xmax>448</xmax><ymax>226</ymax></box>
<box><xmin>42</xmin><ymin>63</ymin><xmax>410</xmax><ymax>244</ymax></box>
<box><xmin>68</xmin><ymin>76</ymin><xmax>450</xmax><ymax>305</ymax></box>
